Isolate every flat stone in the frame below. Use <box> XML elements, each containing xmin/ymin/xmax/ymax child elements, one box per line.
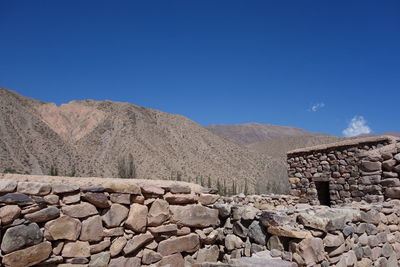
<box><xmin>260</xmin><ymin>211</ymin><xmax>292</xmax><ymax>227</ymax></box>
<box><xmin>123</xmin><ymin>232</ymin><xmax>154</xmax><ymax>254</ymax></box>
<box><xmin>62</xmin><ymin>202</ymin><xmax>98</xmax><ymax>218</ymax></box>
<box><xmin>149</xmin><ymin>224</ymin><xmax>178</xmax><ymax>234</ymax></box>
<box><xmin>0</xmin><ymin>193</ymin><xmax>33</xmax><ymax>205</ymax></box>
<box><xmin>296</xmin><ymin>238</ymin><xmax>324</xmax><ymax>266</ymax></box>
<box><xmin>142</xmin><ymin>249</ymin><xmax>163</xmax><ymax>264</ymax></box>
<box><xmin>268</xmin><ymin>226</ymin><xmax>312</xmax><ymax>239</ymax></box>
<box><xmin>102</xmin><ymin>203</ymin><xmax>129</xmax><ymax>228</ymax></box>
<box><xmin>45</xmin><ymin>215</ymin><xmax>81</xmax><ymax>241</ymax></box>
<box><xmin>82</xmin><ymin>192</ymin><xmax>110</xmax><ymax>208</ymax></box>
<box><xmin>2</xmin><ymin>241</ymin><xmax>52</xmax><ymax>267</ymax></box>
<box><xmin>213</xmin><ymin>203</ymin><xmax>231</xmax><ymax>218</ymax></box>
<box><xmin>298</xmin><ymin>213</ymin><xmax>329</xmax><ymax>231</ymax></box>
<box><xmin>44</xmin><ymin>194</ymin><xmax>59</xmax><ymax>205</ymax></box>
<box><xmin>170</xmin><ymin>184</ymin><xmax>191</xmax><ymax>194</ymax></box>
<box><xmin>62</xmin><ymin>241</ymin><xmax>90</xmax><ymax>258</ymax></box>
<box><xmin>52</xmin><ymin>183</ymin><xmax>80</xmax><ymax>194</ymax></box>
<box><xmin>0</xmin><ymin>180</ymin><xmax>17</xmax><ymax>192</ymax></box>
<box><xmin>17</xmin><ymin>181</ymin><xmax>51</xmax><ymax>195</ymax></box>
<box><xmin>385</xmin><ymin>187</ymin><xmax>400</xmax><ymax>198</ymax></box>
<box><xmin>110</xmin><ymin>236</ymin><xmax>127</xmax><ymax>257</ymax></box>
<box><xmin>25</xmin><ymin>206</ymin><xmax>60</xmax><ymax>222</ymax></box>
<box><xmin>1</xmin><ymin>223</ymin><xmax>43</xmax><ymax>253</ymax></box>
<box><xmin>170</xmin><ymin>204</ymin><xmax>219</xmax><ymax>228</ymax></box>
<box><xmin>382</xmin><ymin>159</ymin><xmax>397</xmax><ymax>171</ymax></box>
<box><xmin>103</xmin><ymin>227</ymin><xmax>124</xmax><ymax>237</ymax></box>
<box><xmin>267</xmin><ymin>235</ymin><xmax>284</xmax><ymax>251</ymax></box>
<box><xmin>62</xmin><ymin>192</ymin><xmax>81</xmax><ymax>204</ymax></box>
<box><xmin>125</xmin><ymin>203</ymin><xmax>148</xmax><ymax>232</ymax></box>
<box><xmin>323</xmin><ymin>233</ymin><xmax>344</xmax><ymax>247</ymax></box>
<box><xmin>381</xmin><ymin>178</ymin><xmax>400</xmax><ymax>187</ymax></box>
<box><xmin>102</xmin><ymin>181</ymin><xmax>141</xmax><ymax>194</ymax></box>
<box><xmin>147</xmin><ymin>199</ymin><xmax>170</xmax><ymax>226</ymax></box>
<box><xmin>157</xmin><ymin>233</ymin><xmax>200</xmax><ymax>256</ymax></box>
<box><xmin>233</xmin><ymin>221</ymin><xmax>248</xmax><ymax>238</ymax></box>
<box><xmin>156</xmin><ymin>253</ymin><xmax>185</xmax><ymax>267</ymax></box>
<box><xmin>110</xmin><ymin>193</ymin><xmax>130</xmax><ymax>204</ymax></box>
<box><xmin>141</xmin><ymin>184</ymin><xmax>165</xmax><ymax>195</ymax></box>
<box><xmin>81</xmin><ymin>215</ymin><xmax>104</xmax><ymax>242</ymax></box>
<box><xmin>196</xmin><ymin>245</ymin><xmax>219</xmax><ymax>263</ymax></box>
<box><xmin>198</xmin><ymin>194</ymin><xmax>220</xmax><ymax>205</ymax></box>
<box><xmin>109</xmin><ymin>257</ymin><xmax>141</xmax><ymax>267</ymax></box>
<box><xmin>0</xmin><ymin>205</ymin><xmax>21</xmax><ymax>225</ymax></box>
<box><xmin>80</xmin><ymin>186</ymin><xmax>105</xmax><ymax>192</ymax></box>
<box><xmin>89</xmin><ymin>251</ymin><xmax>110</xmax><ymax>267</ymax></box>
<box><xmin>164</xmin><ymin>192</ymin><xmax>198</xmax><ymax>204</ymax></box>
<box><xmin>241</xmin><ymin>206</ymin><xmax>259</xmax><ymax>220</ymax></box>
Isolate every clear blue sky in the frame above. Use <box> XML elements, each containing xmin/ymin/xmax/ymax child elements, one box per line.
<box><xmin>1</xmin><ymin>1</ymin><xmax>399</xmax><ymax>136</ymax></box>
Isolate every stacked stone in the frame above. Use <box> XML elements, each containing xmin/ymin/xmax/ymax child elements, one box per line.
<box><xmin>0</xmin><ymin>179</ymin><xmax>224</xmax><ymax>267</ymax></box>
<box><xmin>287</xmin><ymin>139</ymin><xmax>396</xmax><ymax>206</ymax></box>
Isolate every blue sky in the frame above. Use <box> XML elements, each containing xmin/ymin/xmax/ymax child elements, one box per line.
<box><xmin>1</xmin><ymin>1</ymin><xmax>399</xmax><ymax>136</ymax></box>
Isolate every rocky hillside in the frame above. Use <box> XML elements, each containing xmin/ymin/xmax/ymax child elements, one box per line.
<box><xmin>207</xmin><ymin>123</ymin><xmax>320</xmax><ymax>145</ymax></box>
<box><xmin>0</xmin><ymin>88</ymin><xmax>267</xmax><ymax>194</ymax></box>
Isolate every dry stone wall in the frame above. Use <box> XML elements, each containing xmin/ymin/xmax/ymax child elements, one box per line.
<box><xmin>287</xmin><ymin>136</ymin><xmax>400</xmax><ymax>206</ymax></box>
<box><xmin>1</xmin><ymin>176</ymin><xmax>400</xmax><ymax>266</ymax></box>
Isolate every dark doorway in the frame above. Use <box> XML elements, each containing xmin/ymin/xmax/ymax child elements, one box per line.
<box><xmin>315</xmin><ymin>181</ymin><xmax>330</xmax><ymax>206</ymax></box>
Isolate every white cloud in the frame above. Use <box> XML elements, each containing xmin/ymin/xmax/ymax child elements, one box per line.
<box><xmin>310</xmin><ymin>103</ymin><xmax>325</xmax><ymax>112</ymax></box>
<box><xmin>342</xmin><ymin>116</ymin><xmax>372</xmax><ymax>137</ymax></box>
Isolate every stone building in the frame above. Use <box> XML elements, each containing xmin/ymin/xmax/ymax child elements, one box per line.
<box><xmin>287</xmin><ymin>136</ymin><xmax>400</xmax><ymax>206</ymax></box>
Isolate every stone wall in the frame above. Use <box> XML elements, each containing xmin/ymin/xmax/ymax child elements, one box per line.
<box><xmin>287</xmin><ymin>136</ymin><xmax>400</xmax><ymax>206</ymax></box>
<box><xmin>1</xmin><ymin>175</ymin><xmax>400</xmax><ymax>266</ymax></box>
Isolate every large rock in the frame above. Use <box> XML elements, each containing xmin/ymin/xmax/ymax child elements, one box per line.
<box><xmin>156</xmin><ymin>253</ymin><xmax>185</xmax><ymax>267</ymax></box>
<box><xmin>141</xmin><ymin>184</ymin><xmax>165</xmax><ymax>195</ymax></box>
<box><xmin>62</xmin><ymin>241</ymin><xmax>91</xmax><ymax>258</ymax></box>
<box><xmin>142</xmin><ymin>249</ymin><xmax>163</xmax><ymax>264</ymax></box>
<box><xmin>296</xmin><ymin>238</ymin><xmax>325</xmax><ymax>265</ymax></box>
<box><xmin>158</xmin><ymin>233</ymin><xmax>200</xmax><ymax>256</ymax></box>
<box><xmin>149</xmin><ymin>224</ymin><xmax>178</xmax><ymax>234</ymax></box>
<box><xmin>298</xmin><ymin>213</ymin><xmax>329</xmax><ymax>231</ymax></box>
<box><xmin>62</xmin><ymin>202</ymin><xmax>98</xmax><ymax>218</ymax></box>
<box><xmin>229</xmin><ymin>258</ymin><xmax>297</xmax><ymax>267</ymax></box>
<box><xmin>260</xmin><ymin>211</ymin><xmax>292</xmax><ymax>227</ymax></box>
<box><xmin>241</xmin><ymin>206</ymin><xmax>259</xmax><ymax>220</ymax></box>
<box><xmin>170</xmin><ymin>184</ymin><xmax>191</xmax><ymax>194</ymax></box>
<box><xmin>147</xmin><ymin>199</ymin><xmax>170</xmax><ymax>226</ymax></box>
<box><xmin>109</xmin><ymin>257</ymin><xmax>141</xmax><ymax>267</ymax></box>
<box><xmin>268</xmin><ymin>226</ymin><xmax>312</xmax><ymax>239</ymax></box>
<box><xmin>199</xmin><ymin>194</ymin><xmax>220</xmax><ymax>206</ymax></box>
<box><xmin>110</xmin><ymin>236</ymin><xmax>127</xmax><ymax>257</ymax></box>
<box><xmin>24</xmin><ymin>206</ymin><xmax>60</xmax><ymax>222</ymax></box>
<box><xmin>0</xmin><ymin>180</ymin><xmax>17</xmax><ymax>193</ymax></box>
<box><xmin>196</xmin><ymin>245</ymin><xmax>219</xmax><ymax>262</ymax></box>
<box><xmin>125</xmin><ymin>203</ymin><xmax>148</xmax><ymax>232</ymax></box>
<box><xmin>123</xmin><ymin>232</ymin><xmax>154</xmax><ymax>254</ymax></box>
<box><xmin>110</xmin><ymin>193</ymin><xmax>130</xmax><ymax>204</ymax></box>
<box><xmin>0</xmin><ymin>193</ymin><xmax>33</xmax><ymax>205</ymax></box>
<box><xmin>248</xmin><ymin>221</ymin><xmax>267</xmax><ymax>245</ymax></box>
<box><xmin>45</xmin><ymin>216</ymin><xmax>81</xmax><ymax>240</ymax></box>
<box><xmin>0</xmin><ymin>205</ymin><xmax>21</xmax><ymax>224</ymax></box>
<box><xmin>89</xmin><ymin>251</ymin><xmax>110</xmax><ymax>267</ymax></box>
<box><xmin>81</xmin><ymin>215</ymin><xmax>104</xmax><ymax>242</ymax></box>
<box><xmin>170</xmin><ymin>205</ymin><xmax>219</xmax><ymax>227</ymax></box>
<box><xmin>102</xmin><ymin>203</ymin><xmax>129</xmax><ymax>228</ymax></box>
<box><xmin>225</xmin><ymin>234</ymin><xmax>243</xmax><ymax>251</ymax></box>
<box><xmin>102</xmin><ymin>181</ymin><xmax>141</xmax><ymax>194</ymax></box>
<box><xmin>2</xmin><ymin>241</ymin><xmax>52</xmax><ymax>267</ymax></box>
<box><xmin>82</xmin><ymin>192</ymin><xmax>110</xmax><ymax>208</ymax></box>
<box><xmin>385</xmin><ymin>187</ymin><xmax>400</xmax><ymax>199</ymax></box>
<box><xmin>213</xmin><ymin>203</ymin><xmax>231</xmax><ymax>218</ymax></box>
<box><xmin>1</xmin><ymin>223</ymin><xmax>43</xmax><ymax>253</ymax></box>
<box><xmin>17</xmin><ymin>182</ymin><xmax>51</xmax><ymax>195</ymax></box>
<box><xmin>323</xmin><ymin>233</ymin><xmax>344</xmax><ymax>247</ymax></box>
<box><xmin>360</xmin><ymin>161</ymin><xmax>382</xmax><ymax>172</ymax></box>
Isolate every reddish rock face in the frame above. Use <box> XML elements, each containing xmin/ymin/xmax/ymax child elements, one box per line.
<box><xmin>157</xmin><ymin>233</ymin><xmax>200</xmax><ymax>256</ymax></box>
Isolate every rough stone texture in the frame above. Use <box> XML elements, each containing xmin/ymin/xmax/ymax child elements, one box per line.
<box><xmin>102</xmin><ymin>181</ymin><xmax>141</xmax><ymax>194</ymax></box>
<box><xmin>142</xmin><ymin>249</ymin><xmax>163</xmax><ymax>264</ymax></box>
<box><xmin>125</xmin><ymin>203</ymin><xmax>148</xmax><ymax>232</ymax></box>
<box><xmin>62</xmin><ymin>241</ymin><xmax>91</xmax><ymax>258</ymax></box>
<box><xmin>123</xmin><ymin>232</ymin><xmax>154</xmax><ymax>255</ymax></box>
<box><xmin>109</xmin><ymin>256</ymin><xmax>141</xmax><ymax>267</ymax></box>
<box><xmin>89</xmin><ymin>251</ymin><xmax>110</xmax><ymax>267</ymax></box>
<box><xmin>17</xmin><ymin>182</ymin><xmax>52</xmax><ymax>195</ymax></box>
<box><xmin>102</xmin><ymin>203</ymin><xmax>129</xmax><ymax>228</ymax></box>
<box><xmin>170</xmin><ymin>184</ymin><xmax>191</xmax><ymax>194</ymax></box>
<box><xmin>52</xmin><ymin>183</ymin><xmax>80</xmax><ymax>194</ymax></box>
<box><xmin>45</xmin><ymin>215</ymin><xmax>81</xmax><ymax>241</ymax></box>
<box><xmin>147</xmin><ymin>199</ymin><xmax>170</xmax><ymax>226</ymax></box>
<box><xmin>170</xmin><ymin>204</ymin><xmax>219</xmax><ymax>227</ymax></box>
<box><xmin>225</xmin><ymin>234</ymin><xmax>243</xmax><ymax>251</ymax></box>
<box><xmin>2</xmin><ymin>241</ymin><xmax>52</xmax><ymax>267</ymax></box>
<box><xmin>0</xmin><ymin>205</ymin><xmax>21</xmax><ymax>224</ymax></box>
<box><xmin>80</xmin><ymin>215</ymin><xmax>104</xmax><ymax>242</ymax></box>
<box><xmin>164</xmin><ymin>192</ymin><xmax>198</xmax><ymax>204</ymax></box>
<box><xmin>82</xmin><ymin>192</ymin><xmax>110</xmax><ymax>208</ymax></box>
<box><xmin>62</xmin><ymin>202</ymin><xmax>98</xmax><ymax>218</ymax></box>
<box><xmin>0</xmin><ymin>193</ymin><xmax>33</xmax><ymax>205</ymax></box>
<box><xmin>24</xmin><ymin>206</ymin><xmax>60</xmax><ymax>222</ymax></box>
<box><xmin>109</xmin><ymin>193</ymin><xmax>130</xmax><ymax>204</ymax></box>
<box><xmin>110</xmin><ymin>236</ymin><xmax>127</xmax><ymax>257</ymax></box>
<box><xmin>199</xmin><ymin>193</ymin><xmax>220</xmax><ymax>205</ymax></box>
<box><xmin>0</xmin><ymin>180</ymin><xmax>17</xmax><ymax>193</ymax></box>
<box><xmin>1</xmin><ymin>223</ymin><xmax>43</xmax><ymax>253</ymax></box>
<box><xmin>296</xmin><ymin>238</ymin><xmax>325</xmax><ymax>265</ymax></box>
<box><xmin>157</xmin><ymin>233</ymin><xmax>200</xmax><ymax>256</ymax></box>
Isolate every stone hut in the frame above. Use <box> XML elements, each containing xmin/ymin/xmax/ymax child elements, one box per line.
<box><xmin>287</xmin><ymin>136</ymin><xmax>400</xmax><ymax>206</ymax></box>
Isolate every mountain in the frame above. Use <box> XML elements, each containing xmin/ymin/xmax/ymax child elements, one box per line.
<box><xmin>0</xmin><ymin>88</ymin><xmax>268</xmax><ymax>194</ymax></box>
<box><xmin>206</xmin><ymin>123</ymin><xmax>320</xmax><ymax>145</ymax></box>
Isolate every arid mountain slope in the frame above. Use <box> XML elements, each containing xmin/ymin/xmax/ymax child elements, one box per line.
<box><xmin>0</xmin><ymin>88</ymin><xmax>267</xmax><ymax>194</ymax></box>
<box><xmin>207</xmin><ymin>123</ymin><xmax>320</xmax><ymax>145</ymax></box>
